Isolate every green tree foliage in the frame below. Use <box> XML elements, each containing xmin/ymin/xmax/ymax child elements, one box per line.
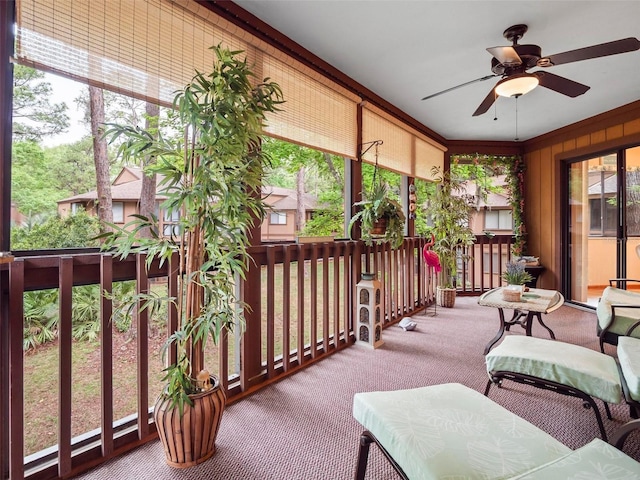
<box><xmin>262</xmin><ymin>137</ymin><xmax>346</xmax><ymax>236</ymax></box>
<box><xmin>12</xmin><ymin>65</ymin><xmax>70</xmax><ymax>142</ymax></box>
<box><xmin>44</xmin><ymin>138</ymin><xmax>97</xmax><ymax>195</ymax></box>
<box><xmin>11</xmin><ymin>210</ymin><xmax>101</xmax><ymax>250</ymax></box>
<box><xmin>12</xmin><ymin>139</ymin><xmax>99</xmax><ymax>219</ymax></box>
<box><xmin>11</xmin><ymin>141</ymin><xmax>62</xmax><ymax>217</ymax></box>
<box><xmin>22</xmin><ymin>281</ymin><xmax>136</xmax><ymax>350</ymax></box>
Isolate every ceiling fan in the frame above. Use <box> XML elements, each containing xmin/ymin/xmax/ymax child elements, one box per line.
<box><xmin>421</xmin><ymin>24</ymin><xmax>640</xmax><ymax>117</ymax></box>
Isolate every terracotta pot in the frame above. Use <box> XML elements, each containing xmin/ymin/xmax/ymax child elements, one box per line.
<box><xmin>436</xmin><ymin>286</ymin><xmax>456</xmax><ymax>308</ymax></box>
<box><xmin>370</xmin><ymin>218</ymin><xmax>388</xmax><ymax>235</ymax></box>
<box><xmin>154</xmin><ymin>376</ymin><xmax>226</xmax><ymax>468</ymax></box>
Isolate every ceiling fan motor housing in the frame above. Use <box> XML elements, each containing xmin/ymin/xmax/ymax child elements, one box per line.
<box><xmin>491</xmin><ymin>44</ymin><xmax>542</xmax><ymax>74</ymax></box>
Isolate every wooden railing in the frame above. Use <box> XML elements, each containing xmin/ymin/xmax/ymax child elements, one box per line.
<box><xmin>458</xmin><ymin>234</ymin><xmax>514</xmax><ymax>294</ymax></box>
<box><xmin>0</xmin><ymin>237</ymin><xmax>436</xmax><ymax>480</ymax></box>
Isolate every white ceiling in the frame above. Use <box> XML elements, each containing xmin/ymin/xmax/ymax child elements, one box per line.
<box><xmin>233</xmin><ymin>0</ymin><xmax>640</xmax><ymax>142</ymax></box>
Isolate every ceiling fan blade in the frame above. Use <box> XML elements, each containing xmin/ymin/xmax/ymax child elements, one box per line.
<box><xmin>421</xmin><ymin>75</ymin><xmax>497</xmax><ymax>101</ymax></box>
<box><xmin>487</xmin><ymin>46</ymin><xmax>522</xmax><ymax>66</ymax></box>
<box><xmin>472</xmin><ymin>86</ymin><xmax>497</xmax><ymax>117</ymax></box>
<box><xmin>538</xmin><ymin>37</ymin><xmax>640</xmax><ymax>67</ymax></box>
<box><xmin>534</xmin><ymin>71</ymin><xmax>590</xmax><ymax>97</ymax></box>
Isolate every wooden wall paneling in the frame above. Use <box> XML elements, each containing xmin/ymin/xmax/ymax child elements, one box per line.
<box><xmin>563</xmin><ymin>138</ymin><xmax>577</xmax><ymax>152</ymax></box>
<box><xmin>549</xmin><ymin>143</ymin><xmax>565</xmax><ymax>289</ymax></box>
<box><xmin>624</xmin><ymin>119</ymin><xmax>640</xmax><ymax>135</ymax></box>
<box><xmin>591</xmin><ymin>129</ymin><xmax>607</xmax><ymax>144</ymax></box>
<box><xmin>539</xmin><ymin>148</ymin><xmax>553</xmax><ymax>288</ymax></box>
<box><xmin>526</xmin><ymin>148</ymin><xmax>542</xmax><ymax>265</ymax></box>
<box><xmin>606</xmin><ymin>124</ymin><xmax>624</xmax><ymax>141</ymax></box>
<box><xmin>576</xmin><ymin>134</ymin><xmax>591</xmax><ymax>149</ymax></box>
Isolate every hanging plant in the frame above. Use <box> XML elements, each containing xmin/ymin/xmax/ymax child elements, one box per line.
<box><xmin>349</xmin><ymin>142</ymin><xmax>406</xmax><ymax>249</ymax></box>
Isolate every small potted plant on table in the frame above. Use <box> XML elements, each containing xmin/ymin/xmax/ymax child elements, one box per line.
<box><xmin>502</xmin><ymin>261</ymin><xmax>534</xmax><ymax>302</ymax></box>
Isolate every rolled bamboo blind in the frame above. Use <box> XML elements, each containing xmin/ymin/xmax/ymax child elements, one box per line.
<box><xmin>362</xmin><ymin>103</ymin><xmax>445</xmax><ymax>180</ymax></box>
<box><xmin>15</xmin><ymin>0</ymin><xmax>359</xmax><ymax>159</ymax></box>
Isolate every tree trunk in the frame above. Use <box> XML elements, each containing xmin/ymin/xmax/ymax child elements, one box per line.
<box><xmin>296</xmin><ymin>167</ymin><xmax>306</xmax><ymax>233</ymax></box>
<box><xmin>89</xmin><ymin>86</ymin><xmax>113</xmax><ymax>232</ymax></box>
<box><xmin>138</xmin><ymin>102</ymin><xmax>159</xmax><ymax>239</ymax></box>
<box><xmin>322</xmin><ymin>152</ymin><xmax>343</xmax><ymax>193</ymax></box>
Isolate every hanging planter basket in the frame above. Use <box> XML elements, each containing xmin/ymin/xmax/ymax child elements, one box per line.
<box><xmin>370</xmin><ymin>217</ymin><xmax>388</xmax><ymax>236</ymax></box>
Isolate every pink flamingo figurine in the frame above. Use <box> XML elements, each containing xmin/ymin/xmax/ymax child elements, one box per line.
<box><xmin>422</xmin><ymin>234</ymin><xmax>441</xmax><ymax>273</ymax></box>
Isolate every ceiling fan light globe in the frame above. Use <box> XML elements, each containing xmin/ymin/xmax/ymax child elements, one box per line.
<box><xmin>495</xmin><ymin>74</ymin><xmax>539</xmax><ymax>97</ymax></box>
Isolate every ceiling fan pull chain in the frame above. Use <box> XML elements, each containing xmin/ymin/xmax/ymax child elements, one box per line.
<box><xmin>514</xmin><ymin>96</ymin><xmax>519</xmax><ymax>141</ymax></box>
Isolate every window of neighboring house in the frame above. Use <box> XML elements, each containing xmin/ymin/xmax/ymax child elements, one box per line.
<box><xmin>484</xmin><ymin>209</ymin><xmax>513</xmax><ymax>230</ymax></box>
<box><xmin>270</xmin><ymin>212</ymin><xmax>287</xmax><ymax>225</ymax></box>
<box><xmin>112</xmin><ymin>202</ymin><xmax>124</xmax><ymax>223</ymax></box>
<box><xmin>163</xmin><ymin>208</ymin><xmax>180</xmax><ymax>236</ymax></box>
<box><xmin>589</xmin><ymin>195</ymin><xmax>617</xmax><ymax>236</ymax></box>
<box><xmin>71</xmin><ymin>202</ymin><xmax>83</xmax><ymax>214</ymax></box>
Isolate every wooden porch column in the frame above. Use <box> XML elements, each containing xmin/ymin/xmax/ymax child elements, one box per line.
<box><xmin>241</xmin><ymin>158</ymin><xmax>264</xmax><ymax>390</ymax></box>
<box><xmin>0</xmin><ymin>2</ymin><xmax>14</xmax><ymax>478</ymax></box>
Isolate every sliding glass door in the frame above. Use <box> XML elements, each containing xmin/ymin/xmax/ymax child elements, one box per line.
<box><xmin>565</xmin><ymin>146</ymin><xmax>640</xmax><ymax>306</ymax></box>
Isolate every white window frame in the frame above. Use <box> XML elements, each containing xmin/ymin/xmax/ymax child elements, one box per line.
<box><xmin>112</xmin><ymin>202</ymin><xmax>125</xmax><ymax>223</ymax></box>
<box><xmin>485</xmin><ymin>209</ymin><xmax>513</xmax><ymax>230</ymax></box>
<box><xmin>270</xmin><ymin>212</ymin><xmax>287</xmax><ymax>225</ymax></box>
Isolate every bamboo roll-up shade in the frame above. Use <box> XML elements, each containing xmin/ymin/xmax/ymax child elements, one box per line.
<box><xmin>362</xmin><ymin>106</ymin><xmax>412</xmax><ymax>176</ymax></box>
<box><xmin>415</xmin><ymin>138</ymin><xmax>444</xmax><ymax>181</ymax></box>
<box><xmin>15</xmin><ymin>0</ymin><xmax>359</xmax><ymax>159</ymax></box>
<box><xmin>178</xmin><ymin>1</ymin><xmax>359</xmax><ymax>159</ymax></box>
<box><xmin>362</xmin><ymin>103</ymin><xmax>445</xmax><ymax>180</ymax></box>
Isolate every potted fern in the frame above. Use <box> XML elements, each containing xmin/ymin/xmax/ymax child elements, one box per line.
<box><xmin>424</xmin><ymin>167</ymin><xmax>476</xmax><ymax>307</ymax></box>
<box><xmin>99</xmin><ymin>45</ymin><xmax>283</xmax><ymax>467</ymax></box>
<box><xmin>349</xmin><ymin>181</ymin><xmax>406</xmax><ymax>249</ymax></box>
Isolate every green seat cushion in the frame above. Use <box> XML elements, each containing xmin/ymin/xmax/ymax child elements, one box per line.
<box><xmin>510</xmin><ymin>438</ymin><xmax>640</xmax><ymax>479</ymax></box>
<box><xmin>597</xmin><ymin>286</ymin><xmax>640</xmax><ymax>337</ymax></box>
<box><xmin>486</xmin><ymin>336</ymin><xmax>622</xmax><ymax>404</ymax></box>
<box><xmin>618</xmin><ymin>336</ymin><xmax>640</xmax><ymax>402</ymax></box>
<box><xmin>352</xmin><ymin>383</ymin><xmax>570</xmax><ymax>480</ymax></box>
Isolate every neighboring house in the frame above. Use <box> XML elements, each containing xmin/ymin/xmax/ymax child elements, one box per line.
<box><xmin>57</xmin><ymin>167</ymin><xmax>319</xmax><ymax>242</ymax></box>
<box><xmin>262</xmin><ymin>185</ymin><xmax>319</xmax><ymax>242</ymax></box>
<box><xmin>459</xmin><ymin>175</ymin><xmax>514</xmax><ymax>236</ymax></box>
<box><xmin>459</xmin><ymin>175</ymin><xmax>514</xmax><ymax>288</ymax></box>
<box><xmin>57</xmin><ymin>166</ymin><xmax>175</xmax><ymax>234</ymax></box>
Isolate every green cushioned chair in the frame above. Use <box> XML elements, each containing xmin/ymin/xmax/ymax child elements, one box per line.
<box><xmin>597</xmin><ymin>279</ymin><xmax>640</xmax><ymax>352</ymax></box>
<box><xmin>352</xmin><ymin>383</ymin><xmax>640</xmax><ymax>480</ymax></box>
<box><xmin>485</xmin><ymin>336</ymin><xmax>622</xmax><ymax>440</ymax></box>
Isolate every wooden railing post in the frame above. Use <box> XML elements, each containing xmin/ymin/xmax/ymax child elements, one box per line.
<box><xmin>241</xmin><ymin>250</ymin><xmax>263</xmax><ymax>389</ymax></box>
<box><xmin>58</xmin><ymin>257</ymin><xmax>73</xmax><ymax>476</ymax></box>
<box><xmin>0</xmin><ymin>266</ymin><xmax>9</xmax><ymax>480</ymax></box>
<box><xmin>8</xmin><ymin>259</ymin><xmax>24</xmax><ymax>480</ymax></box>
<box><xmin>135</xmin><ymin>254</ymin><xmax>149</xmax><ymax>439</ymax></box>
<box><xmin>100</xmin><ymin>254</ymin><xmax>114</xmax><ymax>457</ymax></box>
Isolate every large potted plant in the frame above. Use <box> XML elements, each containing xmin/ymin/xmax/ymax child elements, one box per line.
<box><xmin>99</xmin><ymin>45</ymin><xmax>283</xmax><ymax>467</ymax></box>
<box><xmin>349</xmin><ymin>181</ymin><xmax>406</xmax><ymax>249</ymax></box>
<box><xmin>424</xmin><ymin>167</ymin><xmax>476</xmax><ymax>307</ymax></box>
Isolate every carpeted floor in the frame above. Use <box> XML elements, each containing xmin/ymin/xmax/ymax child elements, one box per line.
<box><xmin>77</xmin><ymin>296</ymin><xmax>640</xmax><ymax>479</ymax></box>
